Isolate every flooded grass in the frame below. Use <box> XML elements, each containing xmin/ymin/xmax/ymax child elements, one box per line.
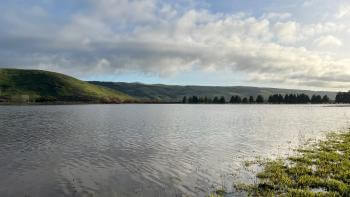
<box><xmin>231</xmin><ymin>131</ymin><xmax>350</xmax><ymax>196</ymax></box>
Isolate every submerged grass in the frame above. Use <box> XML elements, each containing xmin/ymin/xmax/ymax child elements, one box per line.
<box><xmin>232</xmin><ymin>131</ymin><xmax>350</xmax><ymax>196</ymax></box>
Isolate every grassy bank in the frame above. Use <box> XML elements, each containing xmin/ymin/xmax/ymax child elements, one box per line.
<box><xmin>221</xmin><ymin>131</ymin><xmax>350</xmax><ymax>196</ymax></box>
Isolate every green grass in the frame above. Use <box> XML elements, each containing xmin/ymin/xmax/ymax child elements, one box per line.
<box><xmin>233</xmin><ymin>131</ymin><xmax>350</xmax><ymax>196</ymax></box>
<box><xmin>0</xmin><ymin>68</ymin><xmax>133</xmax><ymax>103</ymax></box>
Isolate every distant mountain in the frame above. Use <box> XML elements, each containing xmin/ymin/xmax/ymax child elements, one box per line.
<box><xmin>90</xmin><ymin>81</ymin><xmax>338</xmax><ymax>102</ymax></box>
<box><xmin>0</xmin><ymin>69</ymin><xmax>133</xmax><ymax>103</ymax></box>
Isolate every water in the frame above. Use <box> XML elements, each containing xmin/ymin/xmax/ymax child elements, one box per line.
<box><xmin>0</xmin><ymin>104</ymin><xmax>349</xmax><ymax>197</ymax></box>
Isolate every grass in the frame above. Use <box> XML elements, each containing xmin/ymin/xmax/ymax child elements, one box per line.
<box><xmin>231</xmin><ymin>131</ymin><xmax>350</xmax><ymax>196</ymax></box>
<box><xmin>0</xmin><ymin>68</ymin><xmax>134</xmax><ymax>103</ymax></box>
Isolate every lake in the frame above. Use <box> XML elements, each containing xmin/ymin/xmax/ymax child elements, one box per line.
<box><xmin>0</xmin><ymin>104</ymin><xmax>350</xmax><ymax>197</ymax></box>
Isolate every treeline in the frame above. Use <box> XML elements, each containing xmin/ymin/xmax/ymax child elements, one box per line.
<box><xmin>182</xmin><ymin>93</ymin><xmax>331</xmax><ymax>104</ymax></box>
<box><xmin>268</xmin><ymin>94</ymin><xmax>329</xmax><ymax>104</ymax></box>
<box><xmin>182</xmin><ymin>95</ymin><xmax>265</xmax><ymax>104</ymax></box>
<box><xmin>335</xmin><ymin>92</ymin><xmax>350</xmax><ymax>103</ymax></box>
<box><xmin>182</xmin><ymin>96</ymin><xmax>227</xmax><ymax>104</ymax></box>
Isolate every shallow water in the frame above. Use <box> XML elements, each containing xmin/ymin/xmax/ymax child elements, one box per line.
<box><xmin>0</xmin><ymin>104</ymin><xmax>349</xmax><ymax>197</ymax></box>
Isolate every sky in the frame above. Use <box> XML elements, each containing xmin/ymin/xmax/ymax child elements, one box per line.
<box><xmin>1</xmin><ymin>0</ymin><xmax>350</xmax><ymax>90</ymax></box>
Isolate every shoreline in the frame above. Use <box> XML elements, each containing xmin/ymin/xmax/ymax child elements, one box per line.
<box><xmin>219</xmin><ymin>130</ymin><xmax>350</xmax><ymax>196</ymax></box>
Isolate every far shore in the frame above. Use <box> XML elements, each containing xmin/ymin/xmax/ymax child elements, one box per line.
<box><xmin>2</xmin><ymin>102</ymin><xmax>350</xmax><ymax>106</ymax></box>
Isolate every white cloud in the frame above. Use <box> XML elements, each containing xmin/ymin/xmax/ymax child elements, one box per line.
<box><xmin>1</xmin><ymin>0</ymin><xmax>350</xmax><ymax>89</ymax></box>
<box><xmin>261</xmin><ymin>12</ymin><xmax>291</xmax><ymax>21</ymax></box>
<box><xmin>314</xmin><ymin>35</ymin><xmax>343</xmax><ymax>47</ymax></box>
<box><xmin>335</xmin><ymin>4</ymin><xmax>350</xmax><ymax>19</ymax></box>
<box><xmin>303</xmin><ymin>1</ymin><xmax>314</xmax><ymax>7</ymax></box>
<box><xmin>273</xmin><ymin>21</ymin><xmax>299</xmax><ymax>43</ymax></box>
<box><xmin>301</xmin><ymin>22</ymin><xmax>346</xmax><ymax>38</ymax></box>
<box><xmin>91</xmin><ymin>0</ymin><xmax>158</xmax><ymax>23</ymax></box>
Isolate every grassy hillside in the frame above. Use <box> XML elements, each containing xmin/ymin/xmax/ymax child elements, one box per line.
<box><xmin>0</xmin><ymin>69</ymin><xmax>133</xmax><ymax>103</ymax></box>
<box><xmin>90</xmin><ymin>81</ymin><xmax>337</xmax><ymax>102</ymax></box>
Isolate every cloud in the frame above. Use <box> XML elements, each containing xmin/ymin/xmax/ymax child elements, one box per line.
<box><xmin>335</xmin><ymin>4</ymin><xmax>350</xmax><ymax>19</ymax></box>
<box><xmin>261</xmin><ymin>12</ymin><xmax>291</xmax><ymax>21</ymax></box>
<box><xmin>1</xmin><ymin>0</ymin><xmax>350</xmax><ymax>89</ymax></box>
<box><xmin>303</xmin><ymin>1</ymin><xmax>314</xmax><ymax>7</ymax></box>
<box><xmin>314</xmin><ymin>35</ymin><xmax>343</xmax><ymax>47</ymax></box>
<box><xmin>273</xmin><ymin>21</ymin><xmax>299</xmax><ymax>43</ymax></box>
<box><xmin>91</xmin><ymin>0</ymin><xmax>158</xmax><ymax>23</ymax></box>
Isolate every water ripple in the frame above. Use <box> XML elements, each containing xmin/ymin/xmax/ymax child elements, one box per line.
<box><xmin>0</xmin><ymin>104</ymin><xmax>349</xmax><ymax>196</ymax></box>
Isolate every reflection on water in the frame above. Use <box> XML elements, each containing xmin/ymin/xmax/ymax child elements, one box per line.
<box><xmin>0</xmin><ymin>104</ymin><xmax>349</xmax><ymax>196</ymax></box>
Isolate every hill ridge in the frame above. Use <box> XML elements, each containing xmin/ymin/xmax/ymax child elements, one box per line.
<box><xmin>90</xmin><ymin>81</ymin><xmax>337</xmax><ymax>102</ymax></box>
<box><xmin>0</xmin><ymin>68</ymin><xmax>132</xmax><ymax>103</ymax></box>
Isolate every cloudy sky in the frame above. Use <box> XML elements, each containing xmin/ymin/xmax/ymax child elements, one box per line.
<box><xmin>1</xmin><ymin>0</ymin><xmax>350</xmax><ymax>90</ymax></box>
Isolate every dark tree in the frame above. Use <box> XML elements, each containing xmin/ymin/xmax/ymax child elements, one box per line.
<box><xmin>321</xmin><ymin>95</ymin><xmax>330</xmax><ymax>103</ymax></box>
<box><xmin>268</xmin><ymin>95</ymin><xmax>273</xmax><ymax>103</ymax></box>
<box><xmin>182</xmin><ymin>96</ymin><xmax>187</xmax><ymax>103</ymax></box>
<box><xmin>230</xmin><ymin>95</ymin><xmax>242</xmax><ymax>104</ymax></box>
<box><xmin>256</xmin><ymin>95</ymin><xmax>264</xmax><ymax>103</ymax></box>
<box><xmin>229</xmin><ymin>96</ymin><xmax>235</xmax><ymax>104</ymax></box>
<box><xmin>204</xmin><ymin>96</ymin><xmax>208</xmax><ymax>103</ymax></box>
<box><xmin>278</xmin><ymin>94</ymin><xmax>284</xmax><ymax>103</ymax></box>
<box><xmin>267</xmin><ymin>94</ymin><xmax>285</xmax><ymax>104</ymax></box>
<box><xmin>311</xmin><ymin>95</ymin><xmax>322</xmax><ymax>104</ymax></box>
<box><xmin>335</xmin><ymin>92</ymin><xmax>350</xmax><ymax>103</ymax></box>
<box><xmin>288</xmin><ymin>94</ymin><xmax>297</xmax><ymax>104</ymax></box>
<box><xmin>267</xmin><ymin>93</ymin><xmax>313</xmax><ymax>104</ymax></box>
<box><xmin>298</xmin><ymin>94</ymin><xmax>310</xmax><ymax>104</ymax></box>
<box><xmin>236</xmin><ymin>96</ymin><xmax>242</xmax><ymax>103</ymax></box>
<box><xmin>316</xmin><ymin>95</ymin><xmax>322</xmax><ymax>103</ymax></box>
<box><xmin>242</xmin><ymin>97</ymin><xmax>248</xmax><ymax>104</ymax></box>
<box><xmin>335</xmin><ymin>93</ymin><xmax>341</xmax><ymax>103</ymax></box>
<box><xmin>188</xmin><ymin>96</ymin><xmax>193</xmax><ymax>103</ymax></box>
<box><xmin>219</xmin><ymin>96</ymin><xmax>226</xmax><ymax>104</ymax></box>
<box><xmin>192</xmin><ymin>96</ymin><xmax>199</xmax><ymax>103</ymax></box>
<box><xmin>284</xmin><ymin>94</ymin><xmax>290</xmax><ymax>104</ymax></box>
<box><xmin>213</xmin><ymin>96</ymin><xmax>219</xmax><ymax>103</ymax></box>
<box><xmin>249</xmin><ymin>96</ymin><xmax>255</xmax><ymax>103</ymax></box>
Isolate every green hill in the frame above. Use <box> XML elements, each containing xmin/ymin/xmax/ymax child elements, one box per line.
<box><xmin>0</xmin><ymin>69</ymin><xmax>133</xmax><ymax>103</ymax></box>
<box><xmin>90</xmin><ymin>81</ymin><xmax>337</xmax><ymax>102</ymax></box>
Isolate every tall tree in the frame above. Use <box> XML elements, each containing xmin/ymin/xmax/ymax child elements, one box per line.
<box><xmin>219</xmin><ymin>96</ymin><xmax>226</xmax><ymax>104</ymax></box>
<box><xmin>311</xmin><ymin>95</ymin><xmax>322</xmax><ymax>104</ymax></box>
<box><xmin>249</xmin><ymin>96</ymin><xmax>255</xmax><ymax>103</ymax></box>
<box><xmin>278</xmin><ymin>94</ymin><xmax>284</xmax><ymax>104</ymax></box>
<box><xmin>204</xmin><ymin>96</ymin><xmax>208</xmax><ymax>103</ymax></box>
<box><xmin>192</xmin><ymin>96</ymin><xmax>199</xmax><ymax>103</ymax></box>
<box><xmin>284</xmin><ymin>94</ymin><xmax>290</xmax><ymax>104</ymax></box>
<box><xmin>236</xmin><ymin>96</ymin><xmax>242</xmax><ymax>103</ymax></box>
<box><xmin>322</xmin><ymin>95</ymin><xmax>330</xmax><ymax>103</ymax></box>
<box><xmin>335</xmin><ymin>92</ymin><xmax>350</xmax><ymax>103</ymax></box>
<box><xmin>256</xmin><ymin>95</ymin><xmax>264</xmax><ymax>103</ymax></box>
<box><xmin>229</xmin><ymin>96</ymin><xmax>235</xmax><ymax>104</ymax></box>
<box><xmin>268</xmin><ymin>95</ymin><xmax>273</xmax><ymax>103</ymax></box>
<box><xmin>182</xmin><ymin>96</ymin><xmax>187</xmax><ymax>103</ymax></box>
<box><xmin>242</xmin><ymin>97</ymin><xmax>248</xmax><ymax>104</ymax></box>
<box><xmin>213</xmin><ymin>96</ymin><xmax>219</xmax><ymax>103</ymax></box>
